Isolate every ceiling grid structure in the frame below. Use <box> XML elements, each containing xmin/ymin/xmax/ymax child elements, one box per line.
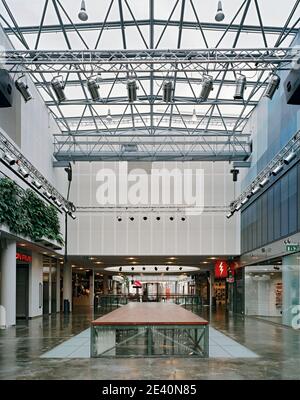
<box><xmin>0</xmin><ymin>0</ymin><xmax>299</xmax><ymax>162</ymax></box>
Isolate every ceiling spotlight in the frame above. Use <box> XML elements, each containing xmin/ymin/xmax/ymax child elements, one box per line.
<box><xmin>119</xmin><ymin>267</ymin><xmax>122</xmax><ymax>272</ymax></box>
<box><xmin>3</xmin><ymin>152</ymin><xmax>16</xmax><ymax>165</ymax></box>
<box><xmin>231</xmin><ymin>169</ymin><xmax>239</xmax><ymax>182</ymax></box>
<box><xmin>18</xmin><ymin>166</ymin><xmax>29</xmax><ymax>178</ymax></box>
<box><xmin>192</xmin><ymin>108</ymin><xmax>198</xmax><ymax>122</ymax></box>
<box><xmin>170</xmin><ymin>217</ymin><xmax>174</xmax><ymax>221</ymax></box>
<box><xmin>264</xmin><ymin>74</ymin><xmax>281</xmax><ymax>100</ymax></box>
<box><xmin>166</xmin><ymin>267</ymin><xmax>169</xmax><ymax>271</ymax></box>
<box><xmin>142</xmin><ymin>267</ymin><xmax>146</xmax><ymax>271</ymax></box>
<box><xmin>284</xmin><ymin>151</ymin><xmax>296</xmax><ymax>165</ymax></box>
<box><xmin>127</xmin><ymin>79</ymin><xmax>138</xmax><ymax>102</ymax></box>
<box><xmin>106</xmin><ymin>108</ymin><xmax>113</xmax><ymax>123</ymax></box>
<box><xmin>143</xmin><ymin>216</ymin><xmax>148</xmax><ymax>221</ymax></box>
<box><xmin>252</xmin><ymin>185</ymin><xmax>260</xmax><ymax>195</ymax></box>
<box><xmin>241</xmin><ymin>197</ymin><xmax>249</xmax><ymax>205</ymax></box>
<box><xmin>62</xmin><ymin>206</ymin><xmax>69</xmax><ymax>213</ymax></box>
<box><xmin>155</xmin><ymin>267</ymin><xmax>158</xmax><ymax>271</ymax></box>
<box><xmin>87</xmin><ymin>76</ymin><xmax>100</xmax><ymax>101</ymax></box>
<box><xmin>162</xmin><ymin>81</ymin><xmax>173</xmax><ymax>103</ymax></box>
<box><xmin>131</xmin><ymin>267</ymin><xmax>135</xmax><ymax>271</ymax></box>
<box><xmin>117</xmin><ymin>216</ymin><xmax>122</xmax><ymax>222</ymax></box>
<box><xmin>156</xmin><ymin>216</ymin><xmax>161</xmax><ymax>221</ymax></box>
<box><xmin>200</xmin><ymin>75</ymin><xmax>213</xmax><ymax>101</ymax></box>
<box><xmin>179</xmin><ymin>267</ymin><xmax>183</xmax><ymax>271</ymax></box>
<box><xmin>234</xmin><ymin>74</ymin><xmax>247</xmax><ymax>100</ymax></box>
<box><xmin>51</xmin><ymin>77</ymin><xmax>66</xmax><ymax>103</ymax></box>
<box><xmin>215</xmin><ymin>1</ymin><xmax>225</xmax><ymax>22</ymax></box>
<box><xmin>181</xmin><ymin>217</ymin><xmax>186</xmax><ymax>222</ymax></box>
<box><xmin>272</xmin><ymin>164</ymin><xmax>283</xmax><ymax>176</ymax></box>
<box><xmin>259</xmin><ymin>176</ymin><xmax>270</xmax><ymax>188</ymax></box>
<box><xmin>129</xmin><ymin>217</ymin><xmax>135</xmax><ymax>221</ymax></box>
<box><xmin>78</xmin><ymin>0</ymin><xmax>88</xmax><ymax>21</ymax></box>
<box><xmin>15</xmin><ymin>78</ymin><xmax>32</xmax><ymax>102</ymax></box>
<box><xmin>31</xmin><ymin>179</ymin><xmax>42</xmax><ymax>189</ymax></box>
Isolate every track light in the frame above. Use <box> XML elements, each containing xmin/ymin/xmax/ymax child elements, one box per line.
<box><xmin>162</xmin><ymin>81</ymin><xmax>173</xmax><ymax>103</ymax></box>
<box><xmin>226</xmin><ymin>211</ymin><xmax>234</xmax><ymax>219</ymax></box>
<box><xmin>264</xmin><ymin>74</ymin><xmax>281</xmax><ymax>100</ymax></box>
<box><xmin>181</xmin><ymin>217</ymin><xmax>186</xmax><ymax>222</ymax></box>
<box><xmin>166</xmin><ymin>267</ymin><xmax>169</xmax><ymax>272</ymax></box>
<box><xmin>78</xmin><ymin>0</ymin><xmax>88</xmax><ymax>21</ymax></box>
<box><xmin>55</xmin><ymin>199</ymin><xmax>62</xmax><ymax>207</ymax></box>
<box><xmin>62</xmin><ymin>206</ymin><xmax>69</xmax><ymax>213</ymax></box>
<box><xmin>215</xmin><ymin>1</ymin><xmax>225</xmax><ymax>22</ymax></box>
<box><xmin>241</xmin><ymin>197</ymin><xmax>249</xmax><ymax>205</ymax></box>
<box><xmin>51</xmin><ymin>77</ymin><xmax>66</xmax><ymax>103</ymax></box>
<box><xmin>69</xmin><ymin>212</ymin><xmax>76</xmax><ymax>220</ymax></box>
<box><xmin>234</xmin><ymin>74</ymin><xmax>247</xmax><ymax>100</ymax></box>
<box><xmin>32</xmin><ymin>179</ymin><xmax>42</xmax><ymax>189</ymax></box>
<box><xmin>179</xmin><ymin>267</ymin><xmax>183</xmax><ymax>271</ymax></box>
<box><xmin>200</xmin><ymin>75</ymin><xmax>213</xmax><ymax>101</ymax></box>
<box><xmin>259</xmin><ymin>176</ymin><xmax>270</xmax><ymax>188</ymax></box>
<box><xmin>15</xmin><ymin>78</ymin><xmax>32</xmax><ymax>103</ymax></box>
<box><xmin>43</xmin><ymin>190</ymin><xmax>52</xmax><ymax>199</ymax></box>
<box><xmin>106</xmin><ymin>108</ymin><xmax>113</xmax><ymax>123</ymax></box>
<box><xmin>18</xmin><ymin>166</ymin><xmax>29</xmax><ymax>178</ymax></box>
<box><xmin>119</xmin><ymin>267</ymin><xmax>122</xmax><ymax>272</ymax></box>
<box><xmin>117</xmin><ymin>216</ymin><xmax>122</xmax><ymax>222</ymax></box>
<box><xmin>252</xmin><ymin>185</ymin><xmax>260</xmax><ymax>195</ymax></box>
<box><xmin>155</xmin><ymin>267</ymin><xmax>158</xmax><ymax>271</ymax></box>
<box><xmin>235</xmin><ymin>203</ymin><xmax>242</xmax><ymax>211</ymax></box>
<box><xmin>3</xmin><ymin>152</ymin><xmax>16</xmax><ymax>165</ymax></box>
<box><xmin>130</xmin><ymin>217</ymin><xmax>135</xmax><ymax>221</ymax></box>
<box><xmin>284</xmin><ymin>151</ymin><xmax>296</xmax><ymax>165</ymax></box>
<box><xmin>87</xmin><ymin>76</ymin><xmax>100</xmax><ymax>101</ymax></box>
<box><xmin>272</xmin><ymin>164</ymin><xmax>283</xmax><ymax>176</ymax></box>
<box><xmin>131</xmin><ymin>267</ymin><xmax>135</xmax><ymax>271</ymax></box>
<box><xmin>127</xmin><ymin>79</ymin><xmax>138</xmax><ymax>102</ymax></box>
<box><xmin>143</xmin><ymin>216</ymin><xmax>148</xmax><ymax>221</ymax></box>
<box><xmin>170</xmin><ymin>217</ymin><xmax>174</xmax><ymax>221</ymax></box>
<box><xmin>156</xmin><ymin>216</ymin><xmax>161</xmax><ymax>221</ymax></box>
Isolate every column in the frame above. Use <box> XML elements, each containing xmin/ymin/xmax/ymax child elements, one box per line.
<box><xmin>28</xmin><ymin>252</ymin><xmax>43</xmax><ymax>318</ymax></box>
<box><xmin>282</xmin><ymin>254</ymin><xmax>300</xmax><ymax>327</ymax></box>
<box><xmin>103</xmin><ymin>275</ymin><xmax>109</xmax><ymax>295</ymax></box>
<box><xmin>63</xmin><ymin>262</ymin><xmax>73</xmax><ymax>312</ymax></box>
<box><xmin>0</xmin><ymin>240</ymin><xmax>16</xmax><ymax>327</ymax></box>
<box><xmin>56</xmin><ymin>262</ymin><xmax>61</xmax><ymax>312</ymax></box>
<box><xmin>89</xmin><ymin>270</ymin><xmax>94</xmax><ymax>307</ymax></box>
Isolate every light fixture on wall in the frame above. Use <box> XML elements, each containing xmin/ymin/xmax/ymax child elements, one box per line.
<box><xmin>215</xmin><ymin>1</ymin><xmax>225</xmax><ymax>22</ymax></box>
<box><xmin>156</xmin><ymin>216</ymin><xmax>161</xmax><ymax>221</ymax></box>
<box><xmin>226</xmin><ymin>211</ymin><xmax>234</xmax><ymax>219</ymax></box>
<box><xmin>241</xmin><ymin>197</ymin><xmax>249</xmax><ymax>205</ymax></box>
<box><xmin>78</xmin><ymin>0</ymin><xmax>88</xmax><ymax>21</ymax></box>
<box><xmin>234</xmin><ymin>74</ymin><xmax>247</xmax><ymax>100</ymax></box>
<box><xmin>251</xmin><ymin>185</ymin><xmax>260</xmax><ymax>195</ymax></box>
<box><xmin>127</xmin><ymin>79</ymin><xmax>138</xmax><ymax>102</ymax></box>
<box><xmin>181</xmin><ymin>217</ymin><xmax>186</xmax><ymax>221</ymax></box>
<box><xmin>31</xmin><ymin>179</ymin><xmax>42</xmax><ymax>189</ymax></box>
<box><xmin>43</xmin><ymin>189</ymin><xmax>52</xmax><ymax>199</ymax></box>
<box><xmin>170</xmin><ymin>216</ymin><xmax>174</xmax><ymax>221</ymax></box>
<box><xmin>200</xmin><ymin>75</ymin><xmax>213</xmax><ymax>101</ymax></box>
<box><xmin>15</xmin><ymin>77</ymin><xmax>32</xmax><ymax>103</ymax></box>
<box><xmin>117</xmin><ymin>216</ymin><xmax>122</xmax><ymax>222</ymax></box>
<box><xmin>69</xmin><ymin>212</ymin><xmax>76</xmax><ymax>220</ymax></box>
<box><xmin>129</xmin><ymin>216</ymin><xmax>135</xmax><ymax>221</ymax></box>
<box><xmin>162</xmin><ymin>81</ymin><xmax>173</xmax><ymax>103</ymax></box>
<box><xmin>87</xmin><ymin>76</ymin><xmax>100</xmax><ymax>101</ymax></box>
<box><xmin>51</xmin><ymin>76</ymin><xmax>66</xmax><ymax>103</ymax></box>
<box><xmin>235</xmin><ymin>203</ymin><xmax>242</xmax><ymax>211</ymax></box>
<box><xmin>18</xmin><ymin>165</ymin><xmax>29</xmax><ymax>178</ymax></box>
<box><xmin>264</xmin><ymin>73</ymin><xmax>281</xmax><ymax>100</ymax></box>
<box><xmin>2</xmin><ymin>152</ymin><xmax>16</xmax><ymax>165</ymax></box>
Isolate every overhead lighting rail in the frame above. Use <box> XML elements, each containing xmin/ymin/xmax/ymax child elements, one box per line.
<box><xmin>0</xmin><ymin>131</ymin><xmax>76</xmax><ymax>218</ymax></box>
<box><xmin>228</xmin><ymin>129</ymin><xmax>300</xmax><ymax>218</ymax></box>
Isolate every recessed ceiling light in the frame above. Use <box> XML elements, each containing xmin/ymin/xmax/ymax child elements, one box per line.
<box><xmin>202</xmin><ymin>261</ymin><xmax>209</xmax><ymax>264</ymax></box>
<box><xmin>79</xmin><ymin>268</ymin><xmax>84</xmax><ymax>270</ymax></box>
<box><xmin>168</xmin><ymin>257</ymin><xmax>177</xmax><ymax>260</ymax></box>
<box><xmin>209</xmin><ymin>257</ymin><xmax>217</xmax><ymax>260</ymax></box>
<box><xmin>95</xmin><ymin>261</ymin><xmax>102</xmax><ymax>264</ymax></box>
<box><xmin>127</xmin><ymin>257</ymin><xmax>136</xmax><ymax>260</ymax></box>
<box><xmin>132</xmin><ymin>261</ymin><xmax>137</xmax><ymax>265</ymax></box>
<box><xmin>19</xmin><ymin>243</ymin><xmax>26</xmax><ymax>247</ymax></box>
<box><xmin>89</xmin><ymin>257</ymin><xmax>95</xmax><ymax>260</ymax></box>
<box><xmin>167</xmin><ymin>262</ymin><xmax>173</xmax><ymax>265</ymax></box>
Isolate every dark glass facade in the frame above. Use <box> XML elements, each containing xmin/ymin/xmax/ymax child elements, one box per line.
<box><xmin>241</xmin><ymin>161</ymin><xmax>300</xmax><ymax>254</ymax></box>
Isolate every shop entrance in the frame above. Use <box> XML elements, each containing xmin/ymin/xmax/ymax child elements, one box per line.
<box><xmin>16</xmin><ymin>265</ymin><xmax>29</xmax><ymax>319</ymax></box>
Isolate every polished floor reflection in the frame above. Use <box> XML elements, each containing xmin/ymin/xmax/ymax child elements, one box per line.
<box><xmin>0</xmin><ymin>306</ymin><xmax>300</xmax><ymax>380</ymax></box>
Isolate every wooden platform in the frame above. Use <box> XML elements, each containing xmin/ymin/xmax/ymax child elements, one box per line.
<box><xmin>92</xmin><ymin>302</ymin><xmax>208</xmax><ymax>326</ymax></box>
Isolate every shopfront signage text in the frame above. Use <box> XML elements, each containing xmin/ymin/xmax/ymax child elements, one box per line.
<box><xmin>16</xmin><ymin>253</ymin><xmax>32</xmax><ymax>263</ymax></box>
<box><xmin>215</xmin><ymin>261</ymin><xmax>228</xmax><ymax>279</ymax></box>
<box><xmin>286</xmin><ymin>244</ymin><xmax>300</xmax><ymax>252</ymax></box>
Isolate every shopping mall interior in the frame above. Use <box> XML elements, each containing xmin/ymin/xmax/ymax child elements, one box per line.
<box><xmin>0</xmin><ymin>0</ymin><xmax>300</xmax><ymax>381</ymax></box>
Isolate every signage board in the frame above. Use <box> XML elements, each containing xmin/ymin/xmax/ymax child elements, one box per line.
<box><xmin>16</xmin><ymin>252</ymin><xmax>32</xmax><ymax>263</ymax></box>
<box><xmin>215</xmin><ymin>261</ymin><xmax>228</xmax><ymax>279</ymax></box>
<box><xmin>286</xmin><ymin>244</ymin><xmax>300</xmax><ymax>252</ymax></box>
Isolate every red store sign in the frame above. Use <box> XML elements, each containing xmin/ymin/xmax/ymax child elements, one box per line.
<box><xmin>16</xmin><ymin>253</ymin><xmax>32</xmax><ymax>263</ymax></box>
<box><xmin>215</xmin><ymin>261</ymin><xmax>228</xmax><ymax>279</ymax></box>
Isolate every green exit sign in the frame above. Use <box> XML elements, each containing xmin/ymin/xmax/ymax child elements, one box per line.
<box><xmin>286</xmin><ymin>244</ymin><xmax>300</xmax><ymax>252</ymax></box>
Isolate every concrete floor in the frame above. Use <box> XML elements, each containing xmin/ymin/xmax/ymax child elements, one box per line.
<box><xmin>0</xmin><ymin>306</ymin><xmax>300</xmax><ymax>380</ymax></box>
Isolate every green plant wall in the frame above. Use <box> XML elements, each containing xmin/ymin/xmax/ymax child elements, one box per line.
<box><xmin>0</xmin><ymin>177</ymin><xmax>64</xmax><ymax>245</ymax></box>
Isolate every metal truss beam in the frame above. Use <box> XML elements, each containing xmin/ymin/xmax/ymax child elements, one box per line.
<box><xmin>2</xmin><ymin>48</ymin><xmax>298</xmax><ymax>74</ymax></box>
<box><xmin>4</xmin><ymin>20</ymin><xmax>299</xmax><ymax>36</ymax></box>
